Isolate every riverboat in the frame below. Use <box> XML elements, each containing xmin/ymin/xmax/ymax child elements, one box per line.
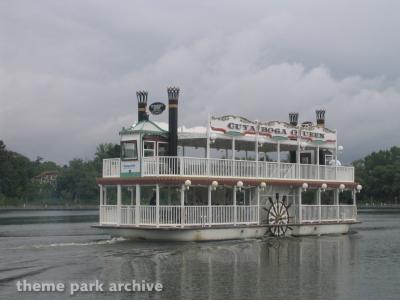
<box><xmin>95</xmin><ymin>87</ymin><xmax>362</xmax><ymax>241</ymax></box>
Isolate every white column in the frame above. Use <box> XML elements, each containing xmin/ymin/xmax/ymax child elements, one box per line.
<box><xmin>317</xmin><ymin>188</ymin><xmax>321</xmax><ymax>222</ymax></box>
<box><xmin>233</xmin><ymin>186</ymin><xmax>237</xmax><ymax>226</ymax></box>
<box><xmin>180</xmin><ymin>185</ymin><xmax>185</xmax><ymax>228</ymax></box>
<box><xmin>353</xmin><ymin>189</ymin><xmax>357</xmax><ymax>220</ymax></box>
<box><xmin>130</xmin><ymin>187</ymin><xmax>134</xmax><ymax>206</ymax></box>
<box><xmin>99</xmin><ymin>185</ymin><xmax>103</xmax><ymax>224</ymax></box>
<box><xmin>255</xmin><ymin>129</ymin><xmax>259</xmax><ymax>177</ymax></box>
<box><xmin>317</xmin><ymin>145</ymin><xmax>320</xmax><ymax>179</ymax></box>
<box><xmin>117</xmin><ymin>185</ymin><xmax>121</xmax><ymax>226</ymax></box>
<box><xmin>277</xmin><ymin>141</ymin><xmax>281</xmax><ymax>178</ymax></box>
<box><xmin>256</xmin><ymin>187</ymin><xmax>260</xmax><ymax>224</ymax></box>
<box><xmin>232</xmin><ymin>138</ymin><xmax>235</xmax><ymax>160</ymax></box>
<box><xmin>232</xmin><ymin>137</ymin><xmax>236</xmax><ymax>177</ymax></box>
<box><xmin>156</xmin><ymin>184</ymin><xmax>160</xmax><ymax>227</ymax></box>
<box><xmin>206</xmin><ymin>115</ymin><xmax>211</xmax><ymax>176</ymax></box>
<box><xmin>298</xmin><ymin>187</ymin><xmax>302</xmax><ymax>223</ymax></box>
<box><xmin>135</xmin><ymin>184</ymin><xmax>140</xmax><ymax>226</ymax></box>
<box><xmin>99</xmin><ymin>185</ymin><xmax>103</xmax><ymax>206</ymax></box>
<box><xmin>334</xmin><ymin>133</ymin><xmax>338</xmax><ymax>180</ymax></box>
<box><xmin>335</xmin><ymin>188</ymin><xmax>340</xmax><ymax>221</ymax></box>
<box><xmin>297</xmin><ymin>127</ymin><xmax>301</xmax><ymax>179</ymax></box>
<box><xmin>208</xmin><ymin>185</ymin><xmax>212</xmax><ymax>226</ymax></box>
<box><xmin>104</xmin><ymin>186</ymin><xmax>107</xmax><ymax>205</ymax></box>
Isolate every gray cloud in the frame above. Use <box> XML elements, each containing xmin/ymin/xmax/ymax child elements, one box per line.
<box><xmin>1</xmin><ymin>0</ymin><xmax>399</xmax><ymax>164</ymax></box>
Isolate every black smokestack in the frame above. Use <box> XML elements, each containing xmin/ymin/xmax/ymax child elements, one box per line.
<box><xmin>289</xmin><ymin>112</ymin><xmax>299</xmax><ymax>163</ymax></box>
<box><xmin>289</xmin><ymin>112</ymin><xmax>299</xmax><ymax>126</ymax></box>
<box><xmin>136</xmin><ymin>90</ymin><xmax>149</xmax><ymax>122</ymax></box>
<box><xmin>316</xmin><ymin>109</ymin><xmax>325</xmax><ymax>127</ymax></box>
<box><xmin>167</xmin><ymin>87</ymin><xmax>180</xmax><ymax>156</ymax></box>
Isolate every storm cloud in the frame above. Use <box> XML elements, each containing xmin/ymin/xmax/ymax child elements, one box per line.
<box><xmin>1</xmin><ymin>0</ymin><xmax>399</xmax><ymax>163</ymax></box>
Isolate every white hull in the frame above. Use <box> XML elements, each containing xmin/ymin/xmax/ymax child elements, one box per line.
<box><xmin>95</xmin><ymin>223</ymin><xmax>354</xmax><ymax>241</ymax></box>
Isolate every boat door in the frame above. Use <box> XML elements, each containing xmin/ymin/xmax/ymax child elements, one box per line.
<box><xmin>300</xmin><ymin>150</ymin><xmax>314</xmax><ymax>164</ymax></box>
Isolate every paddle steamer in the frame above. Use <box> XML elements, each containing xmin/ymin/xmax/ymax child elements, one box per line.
<box><xmin>96</xmin><ymin>87</ymin><xmax>361</xmax><ymax>241</ymax></box>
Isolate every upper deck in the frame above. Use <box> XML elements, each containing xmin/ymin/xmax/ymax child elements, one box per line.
<box><xmin>102</xmin><ymin>156</ymin><xmax>354</xmax><ymax>183</ymax></box>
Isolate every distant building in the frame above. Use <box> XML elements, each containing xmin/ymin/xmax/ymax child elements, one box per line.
<box><xmin>33</xmin><ymin>171</ymin><xmax>59</xmax><ymax>185</ymax></box>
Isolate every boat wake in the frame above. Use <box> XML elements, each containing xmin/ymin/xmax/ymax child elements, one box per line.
<box><xmin>11</xmin><ymin>237</ymin><xmax>126</xmax><ymax>250</ymax></box>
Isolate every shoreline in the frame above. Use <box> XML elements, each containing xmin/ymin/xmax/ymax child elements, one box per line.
<box><xmin>0</xmin><ymin>205</ymin><xmax>98</xmax><ymax>211</ymax></box>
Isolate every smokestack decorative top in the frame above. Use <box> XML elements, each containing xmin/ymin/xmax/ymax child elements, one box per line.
<box><xmin>316</xmin><ymin>109</ymin><xmax>326</xmax><ymax>126</ymax></box>
<box><xmin>136</xmin><ymin>90</ymin><xmax>148</xmax><ymax>103</ymax></box>
<box><xmin>167</xmin><ymin>87</ymin><xmax>180</xmax><ymax>102</ymax></box>
<box><xmin>167</xmin><ymin>87</ymin><xmax>180</xmax><ymax>157</ymax></box>
<box><xmin>137</xmin><ymin>90</ymin><xmax>149</xmax><ymax>122</ymax></box>
<box><xmin>289</xmin><ymin>112</ymin><xmax>299</xmax><ymax>126</ymax></box>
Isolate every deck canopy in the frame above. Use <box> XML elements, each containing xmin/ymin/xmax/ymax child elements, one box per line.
<box><xmin>176</xmin><ymin>114</ymin><xmax>337</xmax><ymax>154</ymax></box>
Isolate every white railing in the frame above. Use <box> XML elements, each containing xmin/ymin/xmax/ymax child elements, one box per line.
<box><xmin>140</xmin><ymin>206</ymin><xmax>157</xmax><ymax>225</ymax></box>
<box><xmin>141</xmin><ymin>156</ymin><xmax>354</xmax><ymax>182</ymax></box>
<box><xmin>120</xmin><ymin>205</ymin><xmax>136</xmax><ymax>225</ymax></box>
<box><xmin>102</xmin><ymin>158</ymin><xmax>121</xmax><ymax>178</ymax></box>
<box><xmin>100</xmin><ymin>205</ymin><xmax>118</xmax><ymax>224</ymax></box>
<box><xmin>237</xmin><ymin>205</ymin><xmax>259</xmax><ymax>224</ymax></box>
<box><xmin>99</xmin><ymin>204</ymin><xmax>357</xmax><ymax>226</ymax></box>
<box><xmin>339</xmin><ymin>205</ymin><xmax>357</xmax><ymax>220</ymax></box>
<box><xmin>185</xmin><ymin>206</ymin><xmax>209</xmax><ymax>225</ymax></box>
<box><xmin>301</xmin><ymin>205</ymin><xmax>357</xmax><ymax>222</ymax></box>
<box><xmin>99</xmin><ymin>205</ymin><xmax>259</xmax><ymax>226</ymax></box>
<box><xmin>212</xmin><ymin>206</ymin><xmax>235</xmax><ymax>224</ymax></box>
<box><xmin>159</xmin><ymin>206</ymin><xmax>181</xmax><ymax>225</ymax></box>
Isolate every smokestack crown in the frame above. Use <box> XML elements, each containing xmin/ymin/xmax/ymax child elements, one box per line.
<box><xmin>289</xmin><ymin>112</ymin><xmax>299</xmax><ymax>126</ymax></box>
<box><xmin>137</xmin><ymin>90</ymin><xmax>149</xmax><ymax>122</ymax></box>
<box><xmin>316</xmin><ymin>109</ymin><xmax>326</xmax><ymax>126</ymax></box>
<box><xmin>167</xmin><ymin>87</ymin><xmax>180</xmax><ymax>102</ymax></box>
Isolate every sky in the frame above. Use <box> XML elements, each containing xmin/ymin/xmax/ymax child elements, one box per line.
<box><xmin>1</xmin><ymin>0</ymin><xmax>399</xmax><ymax>164</ymax></box>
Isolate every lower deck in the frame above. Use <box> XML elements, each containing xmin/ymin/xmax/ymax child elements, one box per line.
<box><xmin>98</xmin><ymin>182</ymin><xmax>358</xmax><ymax>230</ymax></box>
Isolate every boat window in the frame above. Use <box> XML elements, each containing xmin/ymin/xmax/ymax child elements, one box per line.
<box><xmin>121</xmin><ymin>141</ymin><xmax>138</xmax><ymax>160</ymax></box>
<box><xmin>158</xmin><ymin>142</ymin><xmax>168</xmax><ymax>156</ymax></box>
<box><xmin>143</xmin><ymin>141</ymin><xmax>155</xmax><ymax>157</ymax></box>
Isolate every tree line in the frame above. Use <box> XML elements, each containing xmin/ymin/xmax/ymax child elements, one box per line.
<box><xmin>0</xmin><ymin>140</ymin><xmax>119</xmax><ymax>206</ymax></box>
<box><xmin>0</xmin><ymin>140</ymin><xmax>399</xmax><ymax>206</ymax></box>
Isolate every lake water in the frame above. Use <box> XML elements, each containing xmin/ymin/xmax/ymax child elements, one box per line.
<box><xmin>0</xmin><ymin>209</ymin><xmax>399</xmax><ymax>300</ymax></box>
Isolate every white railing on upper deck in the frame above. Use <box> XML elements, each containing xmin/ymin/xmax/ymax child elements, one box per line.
<box><xmin>102</xmin><ymin>158</ymin><xmax>121</xmax><ymax>178</ymax></box>
<box><xmin>301</xmin><ymin>205</ymin><xmax>356</xmax><ymax>223</ymax></box>
<box><xmin>141</xmin><ymin>156</ymin><xmax>354</xmax><ymax>182</ymax></box>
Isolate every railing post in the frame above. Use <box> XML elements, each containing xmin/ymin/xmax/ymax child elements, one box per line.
<box><xmin>298</xmin><ymin>187</ymin><xmax>302</xmax><ymax>224</ymax></box>
<box><xmin>233</xmin><ymin>186</ymin><xmax>237</xmax><ymax>226</ymax></box>
<box><xmin>156</xmin><ymin>156</ymin><xmax>160</xmax><ymax>175</ymax></box>
<box><xmin>317</xmin><ymin>188</ymin><xmax>321</xmax><ymax>222</ymax></box>
<box><xmin>353</xmin><ymin>189</ymin><xmax>357</xmax><ymax>220</ymax></box>
<box><xmin>256</xmin><ymin>187</ymin><xmax>260</xmax><ymax>225</ymax></box>
<box><xmin>208</xmin><ymin>185</ymin><xmax>212</xmax><ymax>226</ymax></box>
<box><xmin>117</xmin><ymin>184</ymin><xmax>121</xmax><ymax>226</ymax></box>
<box><xmin>180</xmin><ymin>185</ymin><xmax>185</xmax><ymax>228</ymax></box>
<box><xmin>99</xmin><ymin>184</ymin><xmax>103</xmax><ymax>224</ymax></box>
<box><xmin>156</xmin><ymin>184</ymin><xmax>160</xmax><ymax>227</ymax></box>
<box><xmin>180</xmin><ymin>157</ymin><xmax>184</xmax><ymax>175</ymax></box>
<box><xmin>335</xmin><ymin>189</ymin><xmax>340</xmax><ymax>222</ymax></box>
<box><xmin>135</xmin><ymin>184</ymin><xmax>140</xmax><ymax>226</ymax></box>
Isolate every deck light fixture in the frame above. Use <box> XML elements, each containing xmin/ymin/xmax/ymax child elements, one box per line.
<box><xmin>185</xmin><ymin>180</ymin><xmax>192</xmax><ymax>190</ymax></box>
<box><xmin>211</xmin><ymin>181</ymin><xmax>219</xmax><ymax>190</ymax></box>
<box><xmin>260</xmin><ymin>182</ymin><xmax>267</xmax><ymax>191</ymax></box>
<box><xmin>356</xmin><ymin>184</ymin><xmax>362</xmax><ymax>193</ymax></box>
<box><xmin>321</xmin><ymin>183</ymin><xmax>327</xmax><ymax>192</ymax></box>
<box><xmin>237</xmin><ymin>181</ymin><xmax>243</xmax><ymax>191</ymax></box>
<box><xmin>339</xmin><ymin>184</ymin><xmax>345</xmax><ymax>192</ymax></box>
<box><xmin>302</xmin><ymin>182</ymin><xmax>308</xmax><ymax>192</ymax></box>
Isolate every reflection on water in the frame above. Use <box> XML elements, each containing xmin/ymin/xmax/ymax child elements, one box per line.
<box><xmin>0</xmin><ymin>210</ymin><xmax>399</xmax><ymax>300</ymax></box>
